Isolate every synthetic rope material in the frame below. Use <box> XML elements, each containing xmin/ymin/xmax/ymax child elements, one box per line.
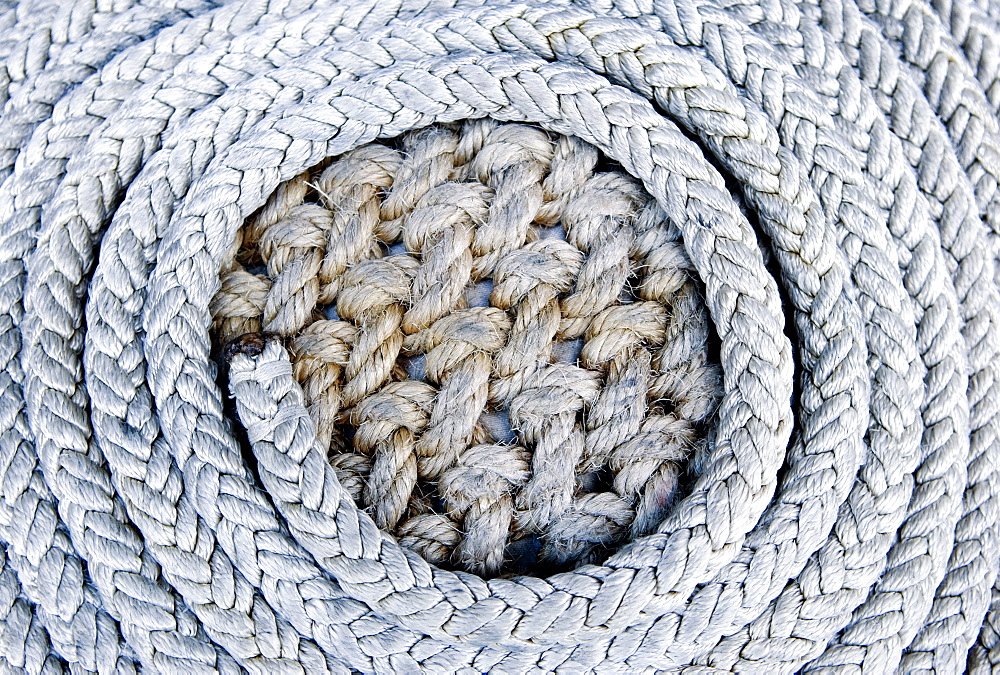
<box><xmin>0</xmin><ymin>0</ymin><xmax>997</xmax><ymax>671</ymax></box>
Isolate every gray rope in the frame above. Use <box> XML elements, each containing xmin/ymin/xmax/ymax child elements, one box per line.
<box><xmin>598</xmin><ymin>0</ymin><xmax>971</xmax><ymax>668</ymax></box>
<box><xmin>2</xmin><ymin>0</ymin><xmax>1000</xmax><ymax>669</ymax></box>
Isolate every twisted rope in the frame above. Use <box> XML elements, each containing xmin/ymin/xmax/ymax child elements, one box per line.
<box><xmin>212</xmin><ymin>121</ymin><xmax>720</xmax><ymax>576</ymax></box>
<box><xmin>1</xmin><ymin>0</ymin><xmax>1000</xmax><ymax>670</ymax></box>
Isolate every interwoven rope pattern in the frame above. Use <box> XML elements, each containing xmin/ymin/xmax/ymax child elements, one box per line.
<box><xmin>2</xmin><ymin>0</ymin><xmax>1000</xmax><ymax>670</ymax></box>
<box><xmin>210</xmin><ymin>120</ymin><xmax>722</xmax><ymax>577</ymax></box>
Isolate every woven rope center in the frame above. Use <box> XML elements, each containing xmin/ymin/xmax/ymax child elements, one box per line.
<box><xmin>211</xmin><ymin>120</ymin><xmax>721</xmax><ymax>577</ymax></box>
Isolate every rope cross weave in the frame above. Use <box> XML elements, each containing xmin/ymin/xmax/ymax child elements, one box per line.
<box><xmin>211</xmin><ymin>119</ymin><xmax>722</xmax><ymax>577</ymax></box>
<box><xmin>0</xmin><ymin>0</ymin><xmax>996</xmax><ymax>670</ymax></box>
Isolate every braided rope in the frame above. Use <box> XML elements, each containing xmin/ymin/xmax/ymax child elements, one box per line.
<box><xmin>1</xmin><ymin>0</ymin><xmax>1000</xmax><ymax>669</ymax></box>
<box><xmin>210</xmin><ymin>121</ymin><xmax>721</xmax><ymax>575</ymax></box>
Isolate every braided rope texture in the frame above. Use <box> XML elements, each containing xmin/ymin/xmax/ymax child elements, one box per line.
<box><xmin>211</xmin><ymin>120</ymin><xmax>722</xmax><ymax>578</ymax></box>
<box><xmin>1</xmin><ymin>0</ymin><xmax>1000</xmax><ymax>669</ymax></box>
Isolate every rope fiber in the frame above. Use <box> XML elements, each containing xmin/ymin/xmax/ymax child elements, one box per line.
<box><xmin>0</xmin><ymin>0</ymin><xmax>997</xmax><ymax>671</ymax></box>
<box><xmin>211</xmin><ymin>120</ymin><xmax>722</xmax><ymax>578</ymax></box>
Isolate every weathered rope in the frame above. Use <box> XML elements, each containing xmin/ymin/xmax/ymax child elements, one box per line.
<box><xmin>0</xmin><ymin>0</ymin><xmax>998</xmax><ymax>670</ymax></box>
<box><xmin>212</xmin><ymin>120</ymin><xmax>722</xmax><ymax>576</ymax></box>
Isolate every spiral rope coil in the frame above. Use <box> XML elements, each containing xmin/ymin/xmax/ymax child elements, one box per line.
<box><xmin>0</xmin><ymin>0</ymin><xmax>999</xmax><ymax>670</ymax></box>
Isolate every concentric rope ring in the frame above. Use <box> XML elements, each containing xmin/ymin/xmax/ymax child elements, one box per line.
<box><xmin>0</xmin><ymin>0</ymin><xmax>998</xmax><ymax>671</ymax></box>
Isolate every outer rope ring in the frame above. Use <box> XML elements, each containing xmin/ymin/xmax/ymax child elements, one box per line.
<box><xmin>92</xmin><ymin>50</ymin><xmax>796</xmax><ymax>668</ymax></box>
<box><xmin>31</xmin><ymin>2</ymin><xmax>868</xmax><ymax>668</ymax></box>
<box><xmin>0</xmin><ymin>0</ymin><xmax>912</xmax><ymax>672</ymax></box>
<box><xmin>1</xmin><ymin>0</ymin><xmax>999</xmax><ymax>671</ymax></box>
<box><xmin>0</xmin><ymin>2</ymin><xmax>916</xmax><ymax>672</ymax></box>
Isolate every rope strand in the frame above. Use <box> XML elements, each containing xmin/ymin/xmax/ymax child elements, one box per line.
<box><xmin>2</xmin><ymin>0</ymin><xmax>1000</xmax><ymax>668</ymax></box>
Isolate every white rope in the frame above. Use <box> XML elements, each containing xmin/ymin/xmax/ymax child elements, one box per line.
<box><xmin>0</xmin><ymin>0</ymin><xmax>999</xmax><ymax>670</ymax></box>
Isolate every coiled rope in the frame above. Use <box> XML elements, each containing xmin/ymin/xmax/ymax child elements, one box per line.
<box><xmin>212</xmin><ymin>119</ymin><xmax>723</xmax><ymax>578</ymax></box>
<box><xmin>0</xmin><ymin>0</ymin><xmax>996</xmax><ymax>671</ymax></box>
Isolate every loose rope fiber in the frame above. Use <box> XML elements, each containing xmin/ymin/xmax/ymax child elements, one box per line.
<box><xmin>3</xmin><ymin>0</ymin><xmax>1000</xmax><ymax>671</ymax></box>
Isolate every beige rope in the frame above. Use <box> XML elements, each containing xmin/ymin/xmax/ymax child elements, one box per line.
<box><xmin>211</xmin><ymin>120</ymin><xmax>722</xmax><ymax>577</ymax></box>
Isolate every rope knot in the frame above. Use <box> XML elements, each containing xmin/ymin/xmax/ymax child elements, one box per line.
<box><xmin>509</xmin><ymin>363</ymin><xmax>601</xmax><ymax>427</ymax></box>
<box><xmin>511</xmin><ymin>364</ymin><xmax>601</xmax><ymax>530</ymax></box>
<box><xmin>409</xmin><ymin>307</ymin><xmax>512</xmax><ymax>381</ymax></box>
<box><xmin>350</xmin><ymin>380</ymin><xmax>437</xmax><ymax>446</ymax></box>
<box><xmin>490</xmin><ymin>239</ymin><xmax>584</xmax><ymax>308</ymax></box>
<box><xmin>441</xmin><ymin>443</ymin><xmax>531</xmax><ymax>575</ymax></box>
<box><xmin>289</xmin><ymin>319</ymin><xmax>357</xmax><ymax>451</ymax></box>
<box><xmin>258</xmin><ymin>204</ymin><xmax>331</xmax><ymax>335</ymax></box>
<box><xmin>337</xmin><ymin>255</ymin><xmax>418</xmax><ymax>322</ymax></box>
<box><xmin>401</xmin><ymin>182</ymin><xmax>488</xmax><ymax>334</ymax></box>
<box><xmin>350</xmin><ymin>380</ymin><xmax>437</xmax><ymax>529</ymax></box>
<box><xmin>537</xmin><ymin>492</ymin><xmax>634</xmax><ymax>565</ymax></box>
<box><xmin>401</xmin><ymin>182</ymin><xmax>490</xmax><ymax>252</ymax></box>
<box><xmin>580</xmin><ymin>301</ymin><xmax>669</xmax><ymax>367</ymax></box>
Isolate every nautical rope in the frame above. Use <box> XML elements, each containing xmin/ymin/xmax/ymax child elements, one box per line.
<box><xmin>211</xmin><ymin>121</ymin><xmax>720</xmax><ymax>576</ymax></box>
<box><xmin>0</xmin><ymin>0</ymin><xmax>999</xmax><ymax>670</ymax></box>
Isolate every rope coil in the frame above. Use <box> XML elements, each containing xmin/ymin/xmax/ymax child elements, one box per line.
<box><xmin>0</xmin><ymin>0</ymin><xmax>996</xmax><ymax>671</ymax></box>
<box><xmin>211</xmin><ymin>120</ymin><xmax>722</xmax><ymax>577</ymax></box>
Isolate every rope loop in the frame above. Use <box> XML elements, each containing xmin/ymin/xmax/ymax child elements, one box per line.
<box><xmin>0</xmin><ymin>0</ymin><xmax>997</xmax><ymax>670</ymax></box>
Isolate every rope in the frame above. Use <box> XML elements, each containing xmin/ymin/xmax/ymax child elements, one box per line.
<box><xmin>0</xmin><ymin>0</ymin><xmax>997</xmax><ymax>670</ymax></box>
<box><xmin>211</xmin><ymin>120</ymin><xmax>721</xmax><ymax>576</ymax></box>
